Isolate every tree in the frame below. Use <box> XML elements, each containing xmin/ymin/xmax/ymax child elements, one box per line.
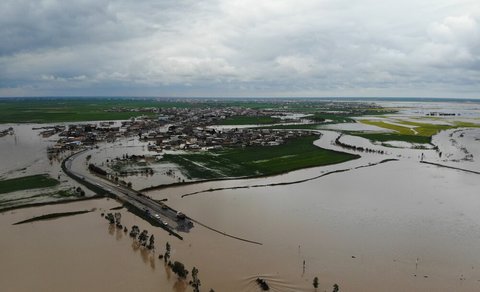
<box><xmin>191</xmin><ymin>267</ymin><xmax>201</xmax><ymax>292</ymax></box>
<box><xmin>171</xmin><ymin>261</ymin><xmax>188</xmax><ymax>278</ymax></box>
<box><xmin>313</xmin><ymin>277</ymin><xmax>319</xmax><ymax>289</ymax></box>
<box><xmin>333</xmin><ymin>283</ymin><xmax>339</xmax><ymax>292</ymax></box>
<box><xmin>164</xmin><ymin>242</ymin><xmax>171</xmax><ymax>262</ymax></box>
<box><xmin>147</xmin><ymin>235</ymin><xmax>155</xmax><ymax>249</ymax></box>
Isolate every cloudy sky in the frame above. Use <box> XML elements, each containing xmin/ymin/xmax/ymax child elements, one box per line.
<box><xmin>0</xmin><ymin>0</ymin><xmax>479</xmax><ymax>98</ymax></box>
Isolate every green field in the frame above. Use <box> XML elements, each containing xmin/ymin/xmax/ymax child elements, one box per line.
<box><xmin>0</xmin><ymin>98</ymin><xmax>397</xmax><ymax>124</ymax></box>
<box><xmin>163</xmin><ymin>136</ymin><xmax>359</xmax><ymax>179</ymax></box>
<box><xmin>0</xmin><ymin>99</ymin><xmax>173</xmax><ymax>123</ymax></box>
<box><xmin>0</xmin><ymin>174</ymin><xmax>60</xmax><ymax>194</ymax></box>
<box><xmin>217</xmin><ymin>116</ymin><xmax>281</xmax><ymax>125</ymax></box>
<box><xmin>0</xmin><ymin>98</ymin><xmax>288</xmax><ymax>123</ymax></box>
<box><xmin>305</xmin><ymin>113</ymin><xmax>356</xmax><ymax>124</ymax></box>
<box><xmin>360</xmin><ymin>119</ymin><xmax>480</xmax><ymax>137</ymax></box>
<box><xmin>348</xmin><ymin>132</ymin><xmax>432</xmax><ymax>144</ymax></box>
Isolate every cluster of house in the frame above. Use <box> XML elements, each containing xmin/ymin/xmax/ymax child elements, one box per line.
<box><xmin>145</xmin><ymin>106</ymin><xmax>286</xmax><ymax>126</ymax></box>
<box><xmin>44</xmin><ymin>106</ymin><xmax>309</xmax><ymax>154</ymax></box>
<box><xmin>143</xmin><ymin>126</ymin><xmax>310</xmax><ymax>152</ymax></box>
<box><xmin>46</xmin><ymin>122</ymin><xmax>124</xmax><ymax>153</ymax></box>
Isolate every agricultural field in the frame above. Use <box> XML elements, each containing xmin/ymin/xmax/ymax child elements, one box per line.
<box><xmin>0</xmin><ymin>99</ymin><xmax>168</xmax><ymax>123</ymax></box>
<box><xmin>0</xmin><ymin>174</ymin><xmax>59</xmax><ymax>194</ymax></box>
<box><xmin>0</xmin><ymin>174</ymin><xmax>83</xmax><ymax>211</ymax></box>
<box><xmin>162</xmin><ymin>135</ymin><xmax>359</xmax><ymax>179</ymax></box>
<box><xmin>348</xmin><ymin>132</ymin><xmax>432</xmax><ymax>144</ymax></box>
<box><xmin>356</xmin><ymin>119</ymin><xmax>480</xmax><ymax>144</ymax></box>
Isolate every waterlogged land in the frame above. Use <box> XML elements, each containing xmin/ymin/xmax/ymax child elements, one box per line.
<box><xmin>0</xmin><ymin>173</ymin><xmax>87</xmax><ymax>211</ymax></box>
<box><xmin>1</xmin><ymin>98</ymin><xmax>480</xmax><ymax>291</ymax></box>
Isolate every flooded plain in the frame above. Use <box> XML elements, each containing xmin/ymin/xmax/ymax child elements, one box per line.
<box><xmin>1</xmin><ymin>101</ymin><xmax>480</xmax><ymax>291</ymax></box>
<box><xmin>2</xmin><ymin>156</ymin><xmax>480</xmax><ymax>291</ymax></box>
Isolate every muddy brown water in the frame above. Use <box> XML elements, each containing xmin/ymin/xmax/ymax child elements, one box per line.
<box><xmin>2</xmin><ymin>158</ymin><xmax>480</xmax><ymax>291</ymax></box>
<box><xmin>1</xmin><ymin>113</ymin><xmax>480</xmax><ymax>291</ymax></box>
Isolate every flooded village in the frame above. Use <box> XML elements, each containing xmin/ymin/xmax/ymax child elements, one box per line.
<box><xmin>1</xmin><ymin>98</ymin><xmax>480</xmax><ymax>292</ymax></box>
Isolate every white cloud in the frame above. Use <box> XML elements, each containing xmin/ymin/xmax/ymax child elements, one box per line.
<box><xmin>0</xmin><ymin>0</ymin><xmax>479</xmax><ymax>97</ymax></box>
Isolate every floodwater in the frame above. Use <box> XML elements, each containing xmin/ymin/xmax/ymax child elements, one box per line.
<box><xmin>2</xmin><ymin>101</ymin><xmax>480</xmax><ymax>291</ymax></box>
<box><xmin>82</xmin><ymin>138</ymin><xmax>190</xmax><ymax>189</ymax></box>
<box><xmin>2</xmin><ymin>153</ymin><xmax>480</xmax><ymax>291</ymax></box>
<box><xmin>0</xmin><ymin>124</ymin><xmax>55</xmax><ymax>178</ymax></box>
<box><xmin>0</xmin><ymin>199</ymin><xmax>192</xmax><ymax>292</ymax></box>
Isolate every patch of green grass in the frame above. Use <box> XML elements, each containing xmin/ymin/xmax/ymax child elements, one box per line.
<box><xmin>359</xmin><ymin>120</ymin><xmax>416</xmax><ymax>135</ymax></box>
<box><xmin>393</xmin><ymin>121</ymin><xmax>452</xmax><ymax>136</ymax></box>
<box><xmin>348</xmin><ymin>132</ymin><xmax>432</xmax><ymax>144</ymax></box>
<box><xmin>13</xmin><ymin>210</ymin><xmax>92</xmax><ymax>225</ymax></box>
<box><xmin>217</xmin><ymin>116</ymin><xmax>281</xmax><ymax>125</ymax></box>
<box><xmin>0</xmin><ymin>99</ymin><xmax>165</xmax><ymax>123</ymax></box>
<box><xmin>359</xmin><ymin>119</ymin><xmax>480</xmax><ymax>138</ymax></box>
<box><xmin>0</xmin><ymin>174</ymin><xmax>60</xmax><ymax>194</ymax></box>
<box><xmin>305</xmin><ymin>113</ymin><xmax>356</xmax><ymax>124</ymax></box>
<box><xmin>163</xmin><ymin>136</ymin><xmax>359</xmax><ymax>179</ymax></box>
<box><xmin>454</xmin><ymin>121</ymin><xmax>480</xmax><ymax>128</ymax></box>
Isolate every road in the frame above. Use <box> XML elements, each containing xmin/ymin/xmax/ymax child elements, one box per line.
<box><xmin>63</xmin><ymin>149</ymin><xmax>193</xmax><ymax>239</ymax></box>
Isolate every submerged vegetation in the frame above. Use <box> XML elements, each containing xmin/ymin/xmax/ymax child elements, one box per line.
<box><xmin>359</xmin><ymin>119</ymin><xmax>480</xmax><ymax>137</ymax></box>
<box><xmin>0</xmin><ymin>188</ymin><xmax>87</xmax><ymax>212</ymax></box>
<box><xmin>348</xmin><ymin>132</ymin><xmax>432</xmax><ymax>144</ymax></box>
<box><xmin>0</xmin><ymin>174</ymin><xmax>59</xmax><ymax>194</ymax></box>
<box><xmin>162</xmin><ymin>136</ymin><xmax>359</xmax><ymax>179</ymax></box>
<box><xmin>359</xmin><ymin>119</ymin><xmax>448</xmax><ymax>136</ymax></box>
<box><xmin>13</xmin><ymin>210</ymin><xmax>92</xmax><ymax>225</ymax></box>
<box><xmin>355</xmin><ymin>119</ymin><xmax>480</xmax><ymax>145</ymax></box>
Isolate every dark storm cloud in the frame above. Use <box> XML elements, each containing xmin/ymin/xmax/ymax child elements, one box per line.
<box><xmin>0</xmin><ymin>0</ymin><xmax>479</xmax><ymax>97</ymax></box>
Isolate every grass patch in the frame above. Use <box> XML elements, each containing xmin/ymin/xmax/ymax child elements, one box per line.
<box><xmin>0</xmin><ymin>98</ymin><xmax>203</xmax><ymax>123</ymax></box>
<box><xmin>392</xmin><ymin>121</ymin><xmax>452</xmax><ymax>136</ymax></box>
<box><xmin>13</xmin><ymin>210</ymin><xmax>92</xmax><ymax>225</ymax></box>
<box><xmin>359</xmin><ymin>120</ymin><xmax>416</xmax><ymax>135</ymax></box>
<box><xmin>348</xmin><ymin>132</ymin><xmax>432</xmax><ymax>144</ymax></box>
<box><xmin>163</xmin><ymin>136</ymin><xmax>359</xmax><ymax>179</ymax></box>
<box><xmin>305</xmin><ymin>113</ymin><xmax>356</xmax><ymax>124</ymax></box>
<box><xmin>217</xmin><ymin>116</ymin><xmax>281</xmax><ymax>125</ymax></box>
<box><xmin>0</xmin><ymin>174</ymin><xmax>60</xmax><ymax>194</ymax></box>
<box><xmin>359</xmin><ymin>119</ymin><xmax>480</xmax><ymax>138</ymax></box>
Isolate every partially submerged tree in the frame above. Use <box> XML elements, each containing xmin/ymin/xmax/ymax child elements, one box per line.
<box><xmin>191</xmin><ymin>267</ymin><xmax>201</xmax><ymax>292</ymax></box>
<box><xmin>333</xmin><ymin>283</ymin><xmax>339</xmax><ymax>292</ymax></box>
<box><xmin>313</xmin><ymin>277</ymin><xmax>319</xmax><ymax>289</ymax></box>
<box><xmin>147</xmin><ymin>235</ymin><xmax>155</xmax><ymax>249</ymax></box>
<box><xmin>138</xmin><ymin>230</ymin><xmax>148</xmax><ymax>246</ymax></box>
<box><xmin>164</xmin><ymin>242</ymin><xmax>171</xmax><ymax>263</ymax></box>
<box><xmin>171</xmin><ymin>261</ymin><xmax>188</xmax><ymax>278</ymax></box>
